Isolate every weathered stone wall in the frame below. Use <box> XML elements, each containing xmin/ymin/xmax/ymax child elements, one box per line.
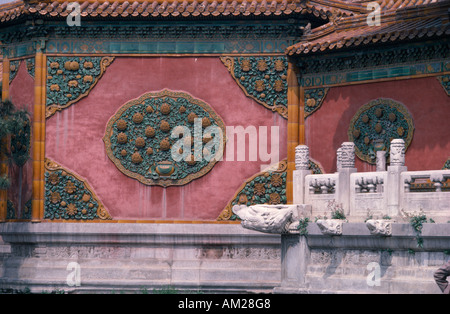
<box><xmin>0</xmin><ymin>223</ymin><xmax>281</xmax><ymax>293</ymax></box>
<box><xmin>275</xmin><ymin>223</ymin><xmax>450</xmax><ymax>294</ymax></box>
<box><xmin>1</xmin><ymin>221</ymin><xmax>449</xmax><ymax>293</ymax></box>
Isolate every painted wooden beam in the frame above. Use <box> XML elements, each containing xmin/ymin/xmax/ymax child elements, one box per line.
<box><xmin>31</xmin><ymin>50</ymin><xmax>46</xmax><ymax>223</ymax></box>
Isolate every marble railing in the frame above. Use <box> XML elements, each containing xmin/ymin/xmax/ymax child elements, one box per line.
<box><xmin>350</xmin><ymin>171</ymin><xmax>388</xmax><ymax>220</ymax></box>
<box><xmin>294</xmin><ymin>141</ymin><xmax>450</xmax><ymax>222</ymax></box>
<box><xmin>400</xmin><ymin>170</ymin><xmax>450</xmax><ymax>222</ymax></box>
<box><xmin>304</xmin><ymin>173</ymin><xmax>338</xmax><ymax>216</ymax></box>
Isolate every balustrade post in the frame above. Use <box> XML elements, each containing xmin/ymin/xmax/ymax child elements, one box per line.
<box><xmin>293</xmin><ymin>145</ymin><xmax>311</xmax><ymax>204</ymax></box>
<box><xmin>386</xmin><ymin>139</ymin><xmax>407</xmax><ymax>218</ymax></box>
<box><xmin>337</xmin><ymin>142</ymin><xmax>357</xmax><ymax>216</ymax></box>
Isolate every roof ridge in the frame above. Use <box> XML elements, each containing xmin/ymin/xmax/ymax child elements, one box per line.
<box><xmin>1</xmin><ymin>0</ymin><xmax>334</xmax><ymax>23</ymax></box>
<box><xmin>0</xmin><ymin>0</ymin><xmax>371</xmax><ymax>24</ymax></box>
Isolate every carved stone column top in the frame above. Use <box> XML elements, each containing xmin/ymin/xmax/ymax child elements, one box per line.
<box><xmin>340</xmin><ymin>142</ymin><xmax>355</xmax><ymax>169</ymax></box>
<box><xmin>295</xmin><ymin>145</ymin><xmax>310</xmax><ymax>170</ymax></box>
<box><xmin>390</xmin><ymin>139</ymin><xmax>405</xmax><ymax>166</ymax></box>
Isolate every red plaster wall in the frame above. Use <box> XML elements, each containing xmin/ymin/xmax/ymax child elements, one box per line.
<box><xmin>45</xmin><ymin>57</ymin><xmax>287</xmax><ymax>220</ymax></box>
<box><xmin>306</xmin><ymin>77</ymin><xmax>450</xmax><ymax>173</ymax></box>
<box><xmin>8</xmin><ymin>61</ymin><xmax>34</xmax><ymax>217</ymax></box>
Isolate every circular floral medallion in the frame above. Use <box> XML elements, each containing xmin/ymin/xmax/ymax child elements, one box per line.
<box><xmin>103</xmin><ymin>90</ymin><xmax>226</xmax><ymax>187</ymax></box>
<box><xmin>348</xmin><ymin>98</ymin><xmax>414</xmax><ymax>164</ymax></box>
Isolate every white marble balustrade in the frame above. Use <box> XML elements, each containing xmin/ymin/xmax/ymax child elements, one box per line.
<box><xmin>400</xmin><ymin>170</ymin><xmax>450</xmax><ymax>222</ymax></box>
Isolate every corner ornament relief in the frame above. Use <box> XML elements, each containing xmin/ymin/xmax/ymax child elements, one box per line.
<box><xmin>46</xmin><ymin>56</ymin><xmax>114</xmax><ymax>118</ymax></box>
<box><xmin>217</xmin><ymin>159</ymin><xmax>288</xmax><ymax>221</ymax></box>
<box><xmin>220</xmin><ymin>56</ymin><xmax>288</xmax><ymax>119</ymax></box>
<box><xmin>304</xmin><ymin>87</ymin><xmax>329</xmax><ymax>118</ymax></box>
<box><xmin>44</xmin><ymin>158</ymin><xmax>112</xmax><ymax>220</ymax></box>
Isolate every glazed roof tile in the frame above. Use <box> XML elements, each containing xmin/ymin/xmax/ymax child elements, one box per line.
<box><xmin>5</xmin><ymin>0</ymin><xmax>433</xmax><ymax>23</ymax></box>
<box><xmin>0</xmin><ymin>1</ymin><xmax>447</xmax><ymax>56</ymax></box>
<box><xmin>286</xmin><ymin>0</ymin><xmax>450</xmax><ymax>55</ymax></box>
<box><xmin>0</xmin><ymin>0</ymin><xmax>363</xmax><ymax>23</ymax></box>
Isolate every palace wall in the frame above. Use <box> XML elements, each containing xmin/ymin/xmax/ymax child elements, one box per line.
<box><xmin>306</xmin><ymin>77</ymin><xmax>450</xmax><ymax>173</ymax></box>
<box><xmin>42</xmin><ymin>57</ymin><xmax>287</xmax><ymax>220</ymax></box>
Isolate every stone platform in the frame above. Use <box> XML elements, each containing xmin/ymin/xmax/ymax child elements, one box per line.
<box><xmin>0</xmin><ymin>223</ymin><xmax>281</xmax><ymax>293</ymax></box>
<box><xmin>1</xmin><ymin>222</ymin><xmax>449</xmax><ymax>294</ymax></box>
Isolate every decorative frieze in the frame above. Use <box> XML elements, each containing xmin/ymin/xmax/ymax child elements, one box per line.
<box><xmin>298</xmin><ymin>42</ymin><xmax>450</xmax><ymax>88</ymax></box>
<box><xmin>50</xmin><ymin>24</ymin><xmax>302</xmax><ymax>41</ymax></box>
<box><xmin>46</xmin><ymin>56</ymin><xmax>114</xmax><ymax>118</ymax></box>
<box><xmin>297</xmin><ymin>41</ymin><xmax>450</xmax><ymax>77</ymax></box>
<box><xmin>220</xmin><ymin>56</ymin><xmax>288</xmax><ymax>119</ymax></box>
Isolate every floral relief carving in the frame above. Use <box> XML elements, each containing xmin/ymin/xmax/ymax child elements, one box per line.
<box><xmin>220</xmin><ymin>56</ymin><xmax>288</xmax><ymax>119</ymax></box>
<box><xmin>46</xmin><ymin>56</ymin><xmax>114</xmax><ymax>118</ymax></box>
<box><xmin>348</xmin><ymin>98</ymin><xmax>414</xmax><ymax>164</ymax></box>
<box><xmin>217</xmin><ymin>159</ymin><xmax>287</xmax><ymax>221</ymax></box>
<box><xmin>103</xmin><ymin>89</ymin><xmax>226</xmax><ymax>187</ymax></box>
<box><xmin>44</xmin><ymin>158</ymin><xmax>112</xmax><ymax>220</ymax></box>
